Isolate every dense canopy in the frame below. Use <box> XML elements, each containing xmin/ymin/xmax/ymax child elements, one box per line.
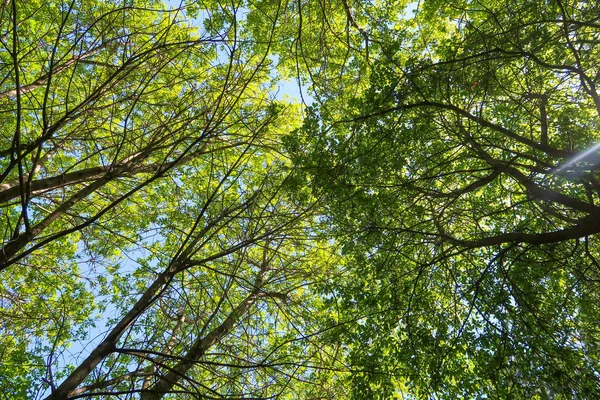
<box><xmin>1</xmin><ymin>0</ymin><xmax>599</xmax><ymax>399</ymax></box>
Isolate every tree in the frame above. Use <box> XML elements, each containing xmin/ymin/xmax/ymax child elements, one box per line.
<box><xmin>291</xmin><ymin>0</ymin><xmax>600</xmax><ymax>397</ymax></box>
<box><xmin>0</xmin><ymin>1</ymin><xmax>345</xmax><ymax>398</ymax></box>
<box><xmin>4</xmin><ymin>0</ymin><xmax>600</xmax><ymax>399</ymax></box>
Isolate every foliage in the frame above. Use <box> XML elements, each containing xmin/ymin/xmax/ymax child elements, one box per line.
<box><xmin>0</xmin><ymin>0</ymin><xmax>343</xmax><ymax>398</ymax></box>
<box><xmin>2</xmin><ymin>0</ymin><xmax>600</xmax><ymax>399</ymax></box>
<box><xmin>292</xmin><ymin>0</ymin><xmax>600</xmax><ymax>398</ymax></box>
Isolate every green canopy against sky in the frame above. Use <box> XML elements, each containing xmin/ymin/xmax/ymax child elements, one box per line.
<box><xmin>1</xmin><ymin>1</ymin><xmax>599</xmax><ymax>399</ymax></box>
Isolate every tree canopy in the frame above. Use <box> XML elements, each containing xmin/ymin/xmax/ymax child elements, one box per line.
<box><xmin>1</xmin><ymin>0</ymin><xmax>599</xmax><ymax>399</ymax></box>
